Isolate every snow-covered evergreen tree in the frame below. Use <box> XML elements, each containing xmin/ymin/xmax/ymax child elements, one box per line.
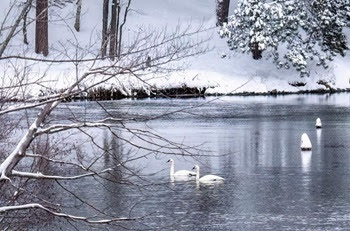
<box><xmin>220</xmin><ymin>0</ymin><xmax>350</xmax><ymax>77</ymax></box>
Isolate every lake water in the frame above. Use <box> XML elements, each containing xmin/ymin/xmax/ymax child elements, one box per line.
<box><xmin>31</xmin><ymin>94</ymin><xmax>350</xmax><ymax>230</ymax></box>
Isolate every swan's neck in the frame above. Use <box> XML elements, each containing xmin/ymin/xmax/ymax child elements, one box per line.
<box><xmin>170</xmin><ymin>161</ymin><xmax>175</xmax><ymax>176</ymax></box>
<box><xmin>196</xmin><ymin>167</ymin><xmax>200</xmax><ymax>180</ymax></box>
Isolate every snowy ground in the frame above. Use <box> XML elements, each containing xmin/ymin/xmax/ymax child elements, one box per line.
<box><xmin>1</xmin><ymin>0</ymin><xmax>350</xmax><ymax>97</ymax></box>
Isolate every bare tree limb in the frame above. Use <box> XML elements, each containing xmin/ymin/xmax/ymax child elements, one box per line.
<box><xmin>0</xmin><ymin>0</ymin><xmax>33</xmax><ymax>57</ymax></box>
<box><xmin>0</xmin><ymin>203</ymin><xmax>140</xmax><ymax>223</ymax></box>
<box><xmin>11</xmin><ymin>168</ymin><xmax>112</xmax><ymax>180</ymax></box>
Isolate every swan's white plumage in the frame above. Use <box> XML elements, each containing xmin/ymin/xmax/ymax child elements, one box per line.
<box><xmin>168</xmin><ymin>159</ymin><xmax>196</xmax><ymax>177</ymax></box>
<box><xmin>193</xmin><ymin>165</ymin><xmax>224</xmax><ymax>183</ymax></box>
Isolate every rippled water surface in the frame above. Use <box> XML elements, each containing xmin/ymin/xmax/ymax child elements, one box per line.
<box><xmin>42</xmin><ymin>94</ymin><xmax>350</xmax><ymax>230</ymax></box>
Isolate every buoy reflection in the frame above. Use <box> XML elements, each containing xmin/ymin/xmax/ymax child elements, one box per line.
<box><xmin>301</xmin><ymin>151</ymin><xmax>312</xmax><ymax>172</ymax></box>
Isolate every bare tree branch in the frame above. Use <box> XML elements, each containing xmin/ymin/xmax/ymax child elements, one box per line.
<box><xmin>0</xmin><ymin>0</ymin><xmax>33</xmax><ymax>57</ymax></box>
<box><xmin>0</xmin><ymin>203</ymin><xmax>141</xmax><ymax>223</ymax></box>
<box><xmin>11</xmin><ymin>168</ymin><xmax>112</xmax><ymax>180</ymax></box>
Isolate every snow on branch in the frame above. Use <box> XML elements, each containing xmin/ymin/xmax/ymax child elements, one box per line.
<box><xmin>0</xmin><ymin>103</ymin><xmax>55</xmax><ymax>181</ymax></box>
<box><xmin>0</xmin><ymin>203</ymin><xmax>138</xmax><ymax>223</ymax></box>
<box><xmin>36</xmin><ymin>118</ymin><xmax>125</xmax><ymax>135</ymax></box>
<box><xmin>11</xmin><ymin>168</ymin><xmax>112</xmax><ymax>180</ymax></box>
<box><xmin>37</xmin><ymin>122</ymin><xmax>110</xmax><ymax>134</ymax></box>
<box><xmin>0</xmin><ymin>100</ymin><xmax>59</xmax><ymax>116</ymax></box>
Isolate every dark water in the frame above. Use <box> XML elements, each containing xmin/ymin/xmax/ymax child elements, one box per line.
<box><xmin>39</xmin><ymin>94</ymin><xmax>350</xmax><ymax>230</ymax></box>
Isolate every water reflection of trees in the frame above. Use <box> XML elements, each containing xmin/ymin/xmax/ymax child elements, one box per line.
<box><xmin>103</xmin><ymin>130</ymin><xmax>123</xmax><ymax>182</ymax></box>
<box><xmin>102</xmin><ymin>130</ymin><xmax>125</xmax><ymax>215</ymax></box>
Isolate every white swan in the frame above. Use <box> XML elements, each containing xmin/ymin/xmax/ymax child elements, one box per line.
<box><xmin>192</xmin><ymin>165</ymin><xmax>224</xmax><ymax>183</ymax></box>
<box><xmin>167</xmin><ymin>159</ymin><xmax>196</xmax><ymax>177</ymax></box>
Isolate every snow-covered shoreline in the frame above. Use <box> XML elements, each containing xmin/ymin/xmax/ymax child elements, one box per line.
<box><xmin>26</xmin><ymin>85</ymin><xmax>350</xmax><ymax>102</ymax></box>
<box><xmin>1</xmin><ymin>0</ymin><xmax>350</xmax><ymax>99</ymax></box>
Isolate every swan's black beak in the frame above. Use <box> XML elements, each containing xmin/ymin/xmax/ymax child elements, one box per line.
<box><xmin>192</xmin><ymin>166</ymin><xmax>195</xmax><ymax>170</ymax></box>
<box><xmin>166</xmin><ymin>159</ymin><xmax>170</xmax><ymax>163</ymax></box>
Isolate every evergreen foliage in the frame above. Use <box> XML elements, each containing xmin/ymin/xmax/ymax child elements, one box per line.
<box><xmin>220</xmin><ymin>0</ymin><xmax>350</xmax><ymax>77</ymax></box>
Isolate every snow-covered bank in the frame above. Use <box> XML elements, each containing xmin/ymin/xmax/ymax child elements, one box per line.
<box><xmin>1</xmin><ymin>0</ymin><xmax>350</xmax><ymax>98</ymax></box>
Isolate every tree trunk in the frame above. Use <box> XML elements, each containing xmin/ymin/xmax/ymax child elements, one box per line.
<box><xmin>22</xmin><ymin>1</ymin><xmax>32</xmax><ymax>45</ymax></box>
<box><xmin>74</xmin><ymin>0</ymin><xmax>82</xmax><ymax>32</ymax></box>
<box><xmin>101</xmin><ymin>0</ymin><xmax>109</xmax><ymax>58</ymax></box>
<box><xmin>115</xmin><ymin>2</ymin><xmax>120</xmax><ymax>57</ymax></box>
<box><xmin>109</xmin><ymin>0</ymin><xmax>117</xmax><ymax>60</ymax></box>
<box><xmin>35</xmin><ymin>0</ymin><xmax>49</xmax><ymax>56</ymax></box>
<box><xmin>250</xmin><ymin>42</ymin><xmax>262</xmax><ymax>60</ymax></box>
<box><xmin>216</xmin><ymin>0</ymin><xmax>230</xmax><ymax>26</ymax></box>
<box><xmin>118</xmin><ymin>0</ymin><xmax>131</xmax><ymax>57</ymax></box>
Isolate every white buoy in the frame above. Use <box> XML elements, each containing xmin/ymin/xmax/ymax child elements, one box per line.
<box><xmin>301</xmin><ymin>133</ymin><xmax>312</xmax><ymax>150</ymax></box>
<box><xmin>315</xmin><ymin>118</ymin><xmax>322</xmax><ymax>129</ymax></box>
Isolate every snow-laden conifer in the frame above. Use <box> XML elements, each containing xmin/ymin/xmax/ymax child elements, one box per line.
<box><xmin>220</xmin><ymin>0</ymin><xmax>350</xmax><ymax>77</ymax></box>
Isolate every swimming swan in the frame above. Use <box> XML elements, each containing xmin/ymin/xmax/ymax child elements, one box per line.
<box><xmin>167</xmin><ymin>159</ymin><xmax>196</xmax><ymax>177</ymax></box>
<box><xmin>192</xmin><ymin>165</ymin><xmax>224</xmax><ymax>183</ymax></box>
